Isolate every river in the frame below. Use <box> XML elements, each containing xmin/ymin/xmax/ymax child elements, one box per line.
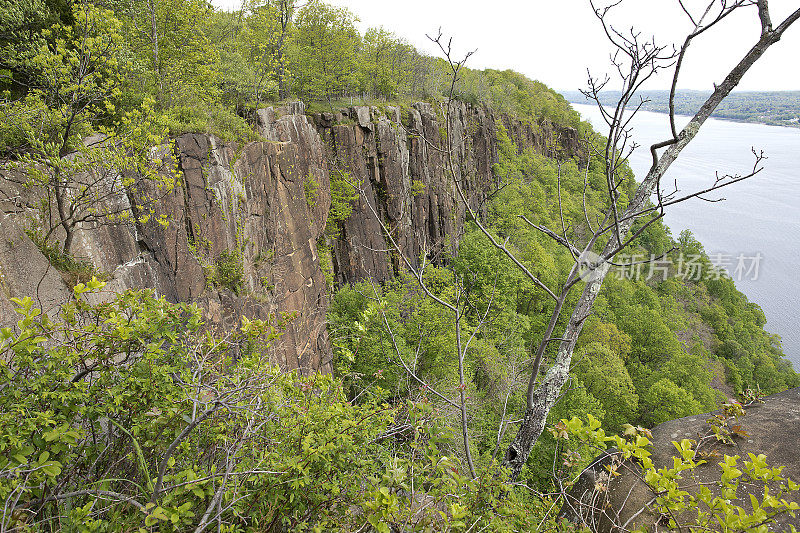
<box><xmin>571</xmin><ymin>103</ymin><xmax>800</xmax><ymax>369</ymax></box>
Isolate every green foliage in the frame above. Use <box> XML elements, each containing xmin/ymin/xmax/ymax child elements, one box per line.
<box><xmin>0</xmin><ymin>95</ymin><xmax>48</xmax><ymax>155</ymax></box>
<box><xmin>159</xmin><ymin>102</ymin><xmax>258</xmax><ymax>143</ymax></box>
<box><xmin>2</xmin><ymin>0</ymin><xmax>797</xmax><ymax>525</ymax></box>
<box><xmin>641</xmin><ymin>378</ymin><xmax>704</xmax><ymax>426</ymax></box>
<box><xmin>326</xmin><ymin>168</ymin><xmax>357</xmax><ymax>237</ymax></box>
<box><xmin>5</xmin><ymin>2</ymin><xmax>173</xmax><ymax>253</ymax></box>
<box><xmin>411</xmin><ymin>178</ymin><xmax>426</xmax><ymax>197</ymax></box>
<box><xmin>290</xmin><ymin>2</ymin><xmax>360</xmax><ymax>102</ymax></box>
<box><xmin>2</xmin><ymin>0</ymin><xmax>584</xmax><ymax>158</ymax></box>
<box><xmin>0</xmin><ymin>0</ymin><xmax>72</xmax><ymax>98</ymax></box>
<box><xmin>0</xmin><ymin>285</ymin><xmax>553</xmax><ymax>531</ymax></box>
<box><xmin>205</xmin><ymin>248</ymin><xmax>245</xmax><ymax>294</ymax></box>
<box><xmin>573</xmin><ymin>342</ymin><xmax>639</xmax><ymax>433</ymax></box>
<box><xmin>209</xmin><ymin>2</ymin><xmax>283</xmax><ymax>107</ymax></box>
<box><xmin>464</xmin><ymin>69</ymin><xmax>582</xmax><ymax>128</ymax></box>
<box><xmin>357</xmin><ymin>27</ymin><xmax>426</xmax><ymax>100</ymax></box>
<box><xmin>303</xmin><ymin>173</ymin><xmax>319</xmax><ymax>207</ymax></box>
<box><xmin>120</xmin><ymin>0</ymin><xmax>221</xmax><ymax>109</ymax></box>
<box><xmin>317</xmin><ymin>237</ymin><xmax>335</xmax><ymax>289</ymax></box>
<box><xmin>330</xmin><ymin>91</ymin><xmax>796</xmax><ymax>494</ymax></box>
<box><xmin>27</xmin><ymin>2</ymin><xmax>127</xmax><ymax>139</ymax></box>
<box><xmin>483</xmin><ymin>120</ymin><xmax>796</xmax><ymax>435</ymax></box>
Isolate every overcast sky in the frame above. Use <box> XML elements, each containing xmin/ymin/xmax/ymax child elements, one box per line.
<box><xmin>210</xmin><ymin>0</ymin><xmax>800</xmax><ymax>92</ymax></box>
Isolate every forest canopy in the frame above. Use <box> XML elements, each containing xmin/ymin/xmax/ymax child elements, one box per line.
<box><xmin>1</xmin><ymin>0</ymin><xmax>578</xmax><ymax>152</ymax></box>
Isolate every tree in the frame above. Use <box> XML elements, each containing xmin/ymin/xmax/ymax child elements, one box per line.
<box><xmin>243</xmin><ymin>1</ymin><xmax>283</xmax><ymax>102</ymax></box>
<box><xmin>0</xmin><ymin>0</ymin><xmax>72</xmax><ymax>98</ymax></box>
<box><xmin>208</xmin><ymin>2</ymin><xmax>281</xmax><ymax>107</ymax></box>
<box><xmin>428</xmin><ymin>0</ymin><xmax>800</xmax><ymax>481</ymax></box>
<box><xmin>289</xmin><ymin>2</ymin><xmax>360</xmax><ymax>103</ymax></box>
<box><xmin>270</xmin><ymin>0</ymin><xmax>299</xmax><ymax>99</ymax></box>
<box><xmin>572</xmin><ymin>342</ymin><xmax>638</xmax><ymax>432</ymax></box>
<box><xmin>359</xmin><ymin>27</ymin><xmax>419</xmax><ymax>100</ymax></box>
<box><xmin>119</xmin><ymin>0</ymin><xmax>220</xmax><ymax>108</ymax></box>
<box><xmin>359</xmin><ymin>28</ymin><xmax>398</xmax><ymax>100</ymax></box>
<box><xmin>6</xmin><ymin>2</ymin><xmax>171</xmax><ymax>254</ymax></box>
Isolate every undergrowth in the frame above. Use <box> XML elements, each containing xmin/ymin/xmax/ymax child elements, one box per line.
<box><xmin>25</xmin><ymin>229</ymin><xmax>108</xmax><ymax>286</ymax></box>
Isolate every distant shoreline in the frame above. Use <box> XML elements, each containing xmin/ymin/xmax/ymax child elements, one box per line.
<box><xmin>562</xmin><ymin>90</ymin><xmax>800</xmax><ymax>130</ymax></box>
<box><xmin>569</xmin><ymin>102</ymin><xmax>800</xmax><ymax>129</ymax></box>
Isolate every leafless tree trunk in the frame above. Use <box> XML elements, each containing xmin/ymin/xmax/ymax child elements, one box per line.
<box><xmin>500</xmin><ymin>0</ymin><xmax>800</xmax><ymax>481</ymax></box>
<box><xmin>427</xmin><ymin>0</ymin><xmax>800</xmax><ymax>482</ymax></box>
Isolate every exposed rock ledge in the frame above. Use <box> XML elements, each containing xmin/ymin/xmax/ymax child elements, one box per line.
<box><xmin>561</xmin><ymin>387</ymin><xmax>800</xmax><ymax>531</ymax></box>
<box><xmin>0</xmin><ymin>101</ymin><xmax>582</xmax><ymax>373</ymax></box>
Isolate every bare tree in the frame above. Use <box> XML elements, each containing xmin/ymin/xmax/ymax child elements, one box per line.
<box><xmin>356</xmin><ymin>188</ymin><xmax>505</xmax><ymax>478</ymax></box>
<box><xmin>426</xmin><ymin>0</ymin><xmax>800</xmax><ymax>481</ymax></box>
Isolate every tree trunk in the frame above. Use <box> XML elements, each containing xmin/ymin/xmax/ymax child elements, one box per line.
<box><xmin>277</xmin><ymin>1</ymin><xmax>291</xmax><ymax>100</ymax></box>
<box><xmin>148</xmin><ymin>0</ymin><xmax>163</xmax><ymax>99</ymax></box>
<box><xmin>501</xmin><ymin>21</ymin><xmax>799</xmax><ymax>481</ymax></box>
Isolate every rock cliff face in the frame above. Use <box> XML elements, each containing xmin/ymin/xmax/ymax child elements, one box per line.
<box><xmin>0</xmin><ymin>101</ymin><xmax>581</xmax><ymax>373</ymax></box>
<box><xmin>313</xmin><ymin>101</ymin><xmax>499</xmax><ymax>284</ymax></box>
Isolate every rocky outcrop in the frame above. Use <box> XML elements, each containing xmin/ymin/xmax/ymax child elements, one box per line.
<box><xmin>1</xmin><ymin>108</ymin><xmax>334</xmax><ymax>373</ymax></box>
<box><xmin>501</xmin><ymin>115</ymin><xmax>582</xmax><ymax>160</ymax></box>
<box><xmin>312</xmin><ymin>102</ymin><xmax>500</xmax><ymax>284</ymax></box>
<box><xmin>0</xmin><ymin>100</ymin><xmax>583</xmax><ymax>373</ymax></box>
<box><xmin>127</xmin><ymin>129</ymin><xmax>333</xmax><ymax>372</ymax></box>
<box><xmin>561</xmin><ymin>387</ymin><xmax>800</xmax><ymax>531</ymax></box>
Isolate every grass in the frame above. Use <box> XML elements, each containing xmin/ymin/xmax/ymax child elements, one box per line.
<box><xmin>160</xmin><ymin>104</ymin><xmax>261</xmax><ymax>144</ymax></box>
<box><xmin>25</xmin><ymin>229</ymin><xmax>109</xmax><ymax>287</ymax></box>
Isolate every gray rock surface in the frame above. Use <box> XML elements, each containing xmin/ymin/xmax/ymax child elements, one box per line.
<box><xmin>562</xmin><ymin>387</ymin><xmax>800</xmax><ymax>531</ymax></box>
<box><xmin>1</xmin><ymin>101</ymin><xmax>585</xmax><ymax>373</ymax></box>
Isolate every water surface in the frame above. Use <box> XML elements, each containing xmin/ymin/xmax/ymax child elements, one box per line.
<box><xmin>572</xmin><ymin>103</ymin><xmax>800</xmax><ymax>369</ymax></box>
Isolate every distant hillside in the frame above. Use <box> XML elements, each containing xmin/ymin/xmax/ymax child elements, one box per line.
<box><xmin>561</xmin><ymin>89</ymin><xmax>800</xmax><ymax>128</ymax></box>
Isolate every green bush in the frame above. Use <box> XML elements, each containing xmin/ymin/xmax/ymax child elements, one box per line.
<box><xmin>326</xmin><ymin>168</ymin><xmax>357</xmax><ymax>237</ymax></box>
<box><xmin>303</xmin><ymin>173</ymin><xmax>319</xmax><ymax>208</ymax></box>
<box><xmin>213</xmin><ymin>248</ymin><xmax>244</xmax><ymax>294</ymax></box>
<box><xmin>159</xmin><ymin>104</ymin><xmax>259</xmax><ymax>144</ymax></box>
<box><xmin>0</xmin><ymin>283</ymin><xmax>557</xmax><ymax>531</ymax></box>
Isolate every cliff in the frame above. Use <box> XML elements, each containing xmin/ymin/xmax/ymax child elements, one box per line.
<box><xmin>0</xmin><ymin>101</ymin><xmax>581</xmax><ymax>373</ymax></box>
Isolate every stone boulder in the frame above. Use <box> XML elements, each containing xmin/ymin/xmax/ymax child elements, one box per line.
<box><xmin>561</xmin><ymin>387</ymin><xmax>800</xmax><ymax>531</ymax></box>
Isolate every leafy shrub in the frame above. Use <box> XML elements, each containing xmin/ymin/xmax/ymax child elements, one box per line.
<box><xmin>0</xmin><ymin>96</ymin><xmax>50</xmax><ymax>156</ymax></box>
<box><xmin>303</xmin><ymin>173</ymin><xmax>319</xmax><ymax>208</ymax></box>
<box><xmin>317</xmin><ymin>237</ymin><xmax>335</xmax><ymax>289</ymax></box>
<box><xmin>558</xmin><ymin>410</ymin><xmax>799</xmax><ymax>532</ymax></box>
<box><xmin>159</xmin><ymin>104</ymin><xmax>259</xmax><ymax>144</ymax></box>
<box><xmin>0</xmin><ymin>282</ymin><xmax>556</xmax><ymax>531</ymax></box>
<box><xmin>213</xmin><ymin>248</ymin><xmax>245</xmax><ymax>294</ymax></box>
<box><xmin>326</xmin><ymin>168</ymin><xmax>357</xmax><ymax>237</ymax></box>
<box><xmin>200</xmin><ymin>247</ymin><xmax>246</xmax><ymax>295</ymax></box>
